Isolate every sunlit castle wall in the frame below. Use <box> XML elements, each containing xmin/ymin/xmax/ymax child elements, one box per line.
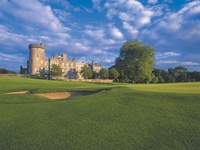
<box><xmin>28</xmin><ymin>43</ymin><xmax>45</xmax><ymax>75</ymax></box>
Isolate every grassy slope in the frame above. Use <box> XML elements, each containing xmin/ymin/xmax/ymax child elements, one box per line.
<box><xmin>0</xmin><ymin>77</ymin><xmax>200</xmax><ymax>149</ymax></box>
<box><xmin>125</xmin><ymin>82</ymin><xmax>200</xmax><ymax>94</ymax></box>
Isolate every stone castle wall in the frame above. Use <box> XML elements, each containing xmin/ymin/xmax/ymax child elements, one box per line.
<box><xmin>0</xmin><ymin>74</ymin><xmax>113</xmax><ymax>83</ymax></box>
<box><xmin>21</xmin><ymin>43</ymin><xmax>103</xmax><ymax>79</ymax></box>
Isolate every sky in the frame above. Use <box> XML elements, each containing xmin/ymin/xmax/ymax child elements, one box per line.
<box><xmin>0</xmin><ymin>0</ymin><xmax>200</xmax><ymax>72</ymax></box>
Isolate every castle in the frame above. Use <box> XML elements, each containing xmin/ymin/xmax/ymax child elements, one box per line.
<box><xmin>20</xmin><ymin>43</ymin><xmax>102</xmax><ymax>79</ymax></box>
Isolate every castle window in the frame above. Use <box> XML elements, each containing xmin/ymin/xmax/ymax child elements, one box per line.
<box><xmin>36</xmin><ymin>53</ymin><xmax>39</xmax><ymax>57</ymax></box>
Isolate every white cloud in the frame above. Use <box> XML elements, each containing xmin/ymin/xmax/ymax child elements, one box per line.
<box><xmin>102</xmin><ymin>39</ymin><xmax>116</xmax><ymax>45</ymax></box>
<box><xmin>92</xmin><ymin>0</ymin><xmax>102</xmax><ymax>11</ymax></box>
<box><xmin>91</xmin><ymin>49</ymin><xmax>110</xmax><ymax>55</ymax></box>
<box><xmin>124</xmin><ymin>0</ymin><xmax>144</xmax><ymax>10</ymax></box>
<box><xmin>0</xmin><ymin>52</ymin><xmax>25</xmax><ymax>62</ymax></box>
<box><xmin>180</xmin><ymin>62</ymin><xmax>199</xmax><ymax>66</ymax></box>
<box><xmin>104</xmin><ymin>0</ymin><xmax>154</xmax><ymax>28</ymax></box>
<box><xmin>155</xmin><ymin>0</ymin><xmax>200</xmax><ymax>32</ymax></box>
<box><xmin>156</xmin><ymin>52</ymin><xmax>181</xmax><ymax>59</ymax></box>
<box><xmin>164</xmin><ymin>52</ymin><xmax>181</xmax><ymax>56</ymax></box>
<box><xmin>137</xmin><ymin>10</ymin><xmax>153</xmax><ymax>27</ymax></box>
<box><xmin>106</xmin><ymin>8</ymin><xmax>118</xmax><ymax>19</ymax></box>
<box><xmin>0</xmin><ymin>25</ymin><xmax>27</xmax><ymax>46</ymax></box>
<box><xmin>92</xmin><ymin>49</ymin><xmax>104</xmax><ymax>55</ymax></box>
<box><xmin>178</xmin><ymin>0</ymin><xmax>200</xmax><ymax>15</ymax></box>
<box><xmin>157</xmin><ymin>60</ymin><xmax>178</xmax><ymax>64</ymax></box>
<box><xmin>84</xmin><ymin>29</ymin><xmax>105</xmax><ymax>39</ymax></box>
<box><xmin>73</xmin><ymin>42</ymin><xmax>89</xmax><ymax>52</ymax></box>
<box><xmin>123</xmin><ymin>22</ymin><xmax>138</xmax><ymax>37</ymax></box>
<box><xmin>39</xmin><ymin>0</ymin><xmax>79</xmax><ymax>11</ymax></box>
<box><xmin>109</xmin><ymin>26</ymin><xmax>124</xmax><ymax>39</ymax></box>
<box><xmin>53</xmin><ymin>9</ymin><xmax>71</xmax><ymax>22</ymax></box>
<box><xmin>148</xmin><ymin>0</ymin><xmax>158</xmax><ymax>4</ymax></box>
<box><xmin>83</xmin><ymin>27</ymin><xmax>118</xmax><ymax>45</ymax></box>
<box><xmin>119</xmin><ymin>12</ymin><xmax>134</xmax><ymax>21</ymax></box>
<box><xmin>0</xmin><ymin>0</ymin><xmax>68</xmax><ymax>33</ymax></box>
<box><xmin>105</xmin><ymin>58</ymin><xmax>114</xmax><ymax>63</ymax></box>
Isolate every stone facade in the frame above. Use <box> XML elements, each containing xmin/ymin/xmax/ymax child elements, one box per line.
<box><xmin>20</xmin><ymin>43</ymin><xmax>102</xmax><ymax>79</ymax></box>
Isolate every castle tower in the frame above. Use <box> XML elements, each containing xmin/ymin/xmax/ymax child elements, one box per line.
<box><xmin>28</xmin><ymin>43</ymin><xmax>45</xmax><ymax>75</ymax></box>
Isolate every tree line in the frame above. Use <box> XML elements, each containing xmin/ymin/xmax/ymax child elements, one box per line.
<box><xmin>30</xmin><ymin>39</ymin><xmax>200</xmax><ymax>83</ymax></box>
<box><xmin>81</xmin><ymin>39</ymin><xmax>200</xmax><ymax>83</ymax></box>
<box><xmin>0</xmin><ymin>68</ymin><xmax>17</xmax><ymax>74</ymax></box>
<box><xmin>152</xmin><ymin>67</ymin><xmax>200</xmax><ymax>83</ymax></box>
<box><xmin>2</xmin><ymin>39</ymin><xmax>200</xmax><ymax>83</ymax></box>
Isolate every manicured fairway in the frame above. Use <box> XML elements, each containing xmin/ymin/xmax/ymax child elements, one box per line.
<box><xmin>0</xmin><ymin>77</ymin><xmax>200</xmax><ymax>149</ymax></box>
<box><xmin>125</xmin><ymin>82</ymin><xmax>200</xmax><ymax>94</ymax></box>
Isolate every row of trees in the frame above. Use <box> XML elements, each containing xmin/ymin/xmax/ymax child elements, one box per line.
<box><xmin>108</xmin><ymin>40</ymin><xmax>200</xmax><ymax>83</ymax></box>
<box><xmin>3</xmin><ymin>39</ymin><xmax>198</xmax><ymax>83</ymax></box>
<box><xmin>50</xmin><ymin>64</ymin><xmax>111</xmax><ymax>79</ymax></box>
<box><xmin>51</xmin><ymin>39</ymin><xmax>200</xmax><ymax>83</ymax></box>
<box><xmin>80</xmin><ymin>65</ymin><xmax>110</xmax><ymax>79</ymax></box>
<box><xmin>152</xmin><ymin>67</ymin><xmax>200</xmax><ymax>83</ymax></box>
<box><xmin>79</xmin><ymin>65</ymin><xmax>200</xmax><ymax>83</ymax></box>
<box><xmin>0</xmin><ymin>68</ymin><xmax>16</xmax><ymax>74</ymax></box>
<box><xmin>50</xmin><ymin>64</ymin><xmax>119</xmax><ymax>80</ymax></box>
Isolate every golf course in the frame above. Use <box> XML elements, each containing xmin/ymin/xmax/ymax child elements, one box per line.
<box><xmin>0</xmin><ymin>77</ymin><xmax>200</xmax><ymax>149</ymax></box>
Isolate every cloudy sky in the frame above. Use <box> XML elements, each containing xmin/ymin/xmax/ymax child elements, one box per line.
<box><xmin>0</xmin><ymin>0</ymin><xmax>200</xmax><ymax>72</ymax></box>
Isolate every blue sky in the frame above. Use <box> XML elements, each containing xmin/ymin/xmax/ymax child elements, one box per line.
<box><xmin>0</xmin><ymin>0</ymin><xmax>200</xmax><ymax>72</ymax></box>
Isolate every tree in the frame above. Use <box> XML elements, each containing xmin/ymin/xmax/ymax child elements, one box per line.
<box><xmin>115</xmin><ymin>39</ymin><xmax>156</xmax><ymax>83</ymax></box>
<box><xmin>80</xmin><ymin>65</ymin><xmax>93</xmax><ymax>79</ymax></box>
<box><xmin>51</xmin><ymin>64</ymin><xmax>63</xmax><ymax>77</ymax></box>
<box><xmin>174</xmin><ymin>66</ymin><xmax>188</xmax><ymax>82</ymax></box>
<box><xmin>0</xmin><ymin>68</ymin><xmax>16</xmax><ymax>74</ymax></box>
<box><xmin>109</xmin><ymin>68</ymin><xmax>120</xmax><ymax>80</ymax></box>
<box><xmin>189</xmin><ymin>71</ymin><xmax>200</xmax><ymax>81</ymax></box>
<box><xmin>152</xmin><ymin>68</ymin><xmax>168</xmax><ymax>83</ymax></box>
<box><xmin>100</xmin><ymin>68</ymin><xmax>109</xmax><ymax>79</ymax></box>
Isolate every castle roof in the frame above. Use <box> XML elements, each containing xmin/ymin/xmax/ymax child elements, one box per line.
<box><xmin>28</xmin><ymin>43</ymin><xmax>45</xmax><ymax>49</ymax></box>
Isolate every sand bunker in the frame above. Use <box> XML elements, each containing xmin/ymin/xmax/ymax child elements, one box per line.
<box><xmin>6</xmin><ymin>91</ymin><xmax>30</xmax><ymax>94</ymax></box>
<box><xmin>35</xmin><ymin>92</ymin><xmax>71</xmax><ymax>100</ymax></box>
<box><xmin>5</xmin><ymin>89</ymin><xmax>100</xmax><ymax>100</ymax></box>
<box><xmin>5</xmin><ymin>91</ymin><xmax>86</xmax><ymax>100</ymax></box>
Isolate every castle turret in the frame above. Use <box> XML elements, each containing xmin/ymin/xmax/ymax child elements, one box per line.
<box><xmin>100</xmin><ymin>61</ymin><xmax>102</xmax><ymax>67</ymax></box>
<box><xmin>28</xmin><ymin>43</ymin><xmax>45</xmax><ymax>75</ymax></box>
<box><xmin>62</xmin><ymin>53</ymin><xmax>67</xmax><ymax>61</ymax></box>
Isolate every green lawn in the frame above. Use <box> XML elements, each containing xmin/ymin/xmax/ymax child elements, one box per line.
<box><xmin>0</xmin><ymin>77</ymin><xmax>200</xmax><ymax>149</ymax></box>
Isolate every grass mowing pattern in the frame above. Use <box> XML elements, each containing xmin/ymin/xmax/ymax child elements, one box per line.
<box><xmin>0</xmin><ymin>77</ymin><xmax>200</xmax><ymax>149</ymax></box>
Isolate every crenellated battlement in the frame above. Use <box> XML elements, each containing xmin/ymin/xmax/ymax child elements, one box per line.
<box><xmin>28</xmin><ymin>43</ymin><xmax>45</xmax><ymax>49</ymax></box>
<box><xmin>21</xmin><ymin>43</ymin><xmax>102</xmax><ymax>79</ymax></box>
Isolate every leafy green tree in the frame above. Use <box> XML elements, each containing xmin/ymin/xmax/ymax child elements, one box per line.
<box><xmin>51</xmin><ymin>64</ymin><xmax>63</xmax><ymax>77</ymax></box>
<box><xmin>152</xmin><ymin>68</ymin><xmax>168</xmax><ymax>83</ymax></box>
<box><xmin>174</xmin><ymin>66</ymin><xmax>188</xmax><ymax>82</ymax></box>
<box><xmin>100</xmin><ymin>68</ymin><xmax>109</xmax><ymax>79</ymax></box>
<box><xmin>115</xmin><ymin>39</ymin><xmax>155</xmax><ymax>83</ymax></box>
<box><xmin>0</xmin><ymin>68</ymin><xmax>16</xmax><ymax>74</ymax></box>
<box><xmin>165</xmin><ymin>75</ymin><xmax>176</xmax><ymax>83</ymax></box>
<box><xmin>189</xmin><ymin>71</ymin><xmax>200</xmax><ymax>81</ymax></box>
<box><xmin>151</xmin><ymin>76</ymin><xmax>159</xmax><ymax>83</ymax></box>
<box><xmin>109</xmin><ymin>68</ymin><xmax>120</xmax><ymax>80</ymax></box>
<box><xmin>80</xmin><ymin>65</ymin><xmax>93</xmax><ymax>79</ymax></box>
